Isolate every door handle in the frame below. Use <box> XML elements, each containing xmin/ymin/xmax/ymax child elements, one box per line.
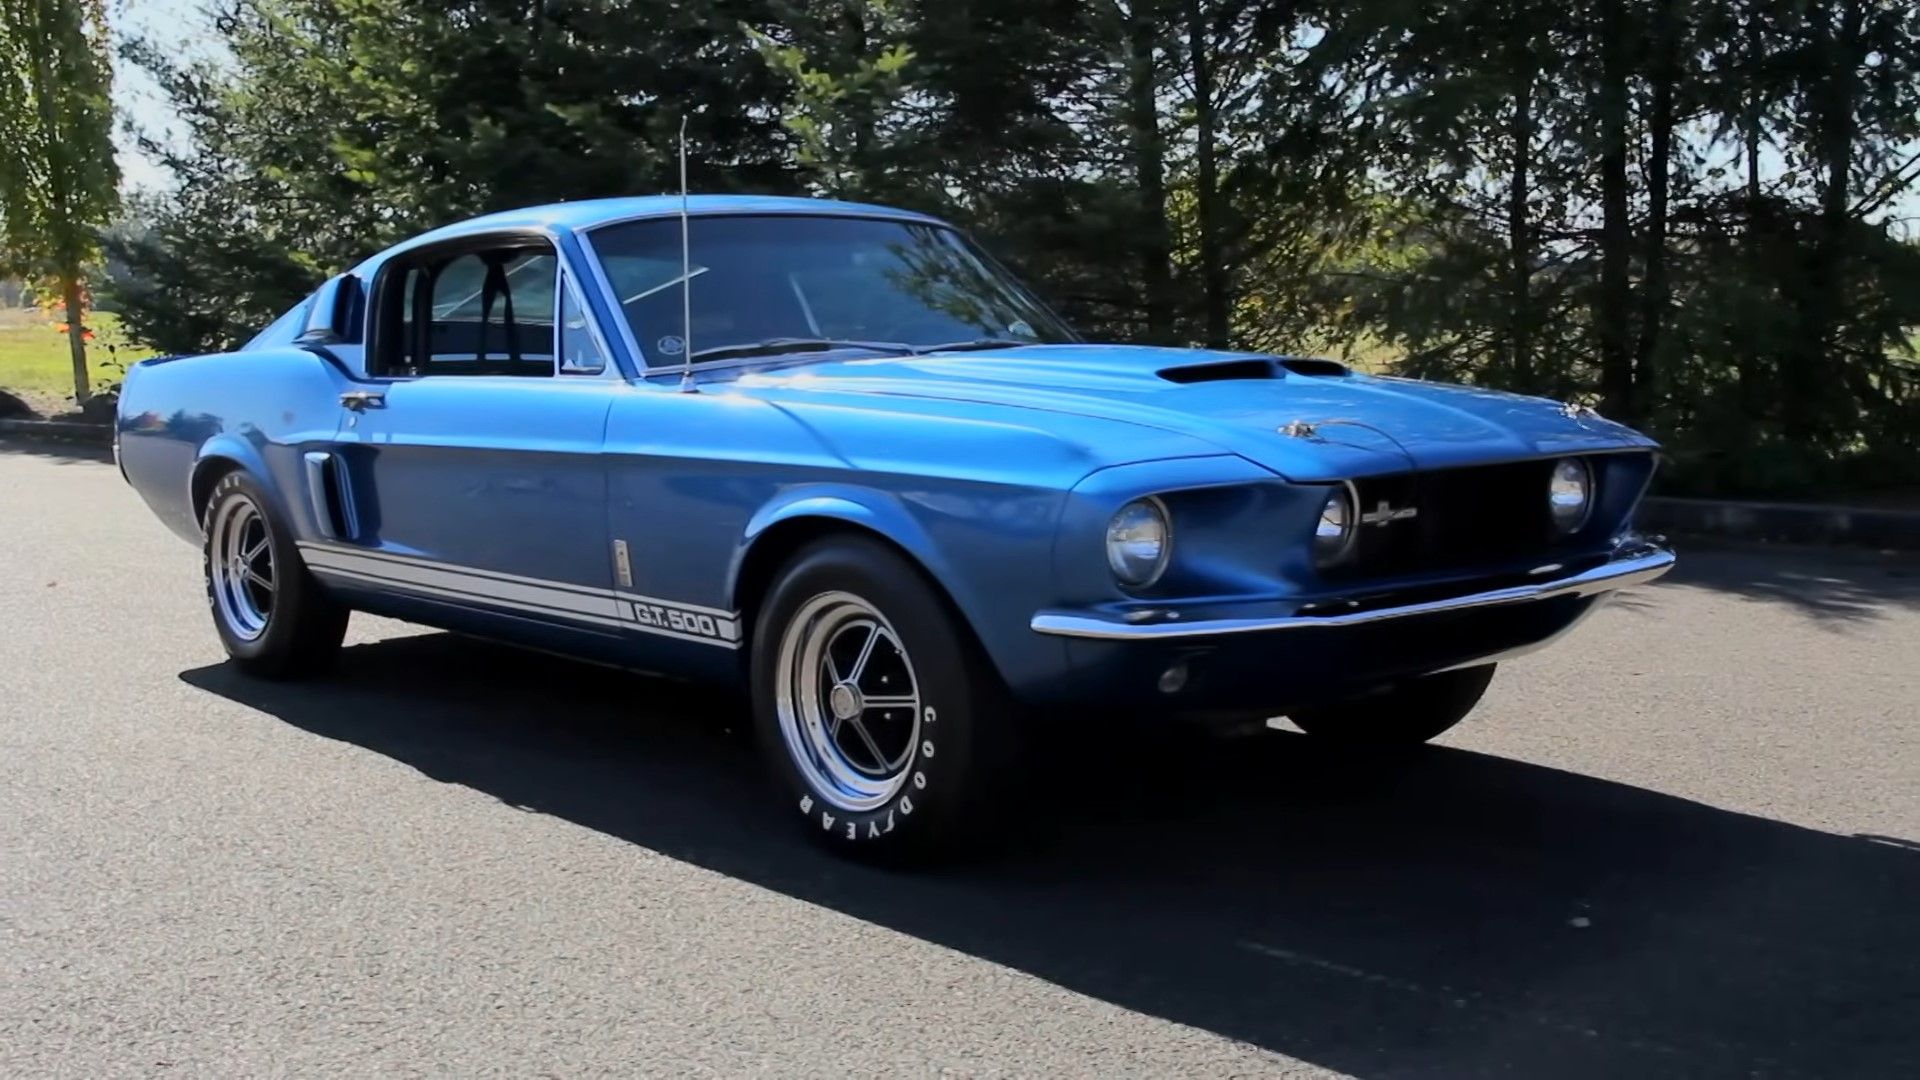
<box><xmin>340</xmin><ymin>390</ymin><xmax>386</xmax><ymax>412</ymax></box>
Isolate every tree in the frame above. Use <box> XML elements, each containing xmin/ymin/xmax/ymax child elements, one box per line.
<box><xmin>0</xmin><ymin>0</ymin><xmax>119</xmax><ymax>403</ymax></box>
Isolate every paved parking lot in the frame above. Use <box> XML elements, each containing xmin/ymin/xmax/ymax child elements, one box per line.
<box><xmin>2</xmin><ymin>441</ymin><xmax>1916</xmax><ymax>1077</ymax></box>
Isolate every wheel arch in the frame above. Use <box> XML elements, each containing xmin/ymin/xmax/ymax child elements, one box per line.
<box><xmin>188</xmin><ymin>438</ymin><xmax>278</xmax><ymax>532</ymax></box>
<box><xmin>730</xmin><ymin>493</ymin><xmax>975</xmax><ymax>661</ymax></box>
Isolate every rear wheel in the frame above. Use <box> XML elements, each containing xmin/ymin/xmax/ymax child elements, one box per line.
<box><xmin>750</xmin><ymin>536</ymin><xmax>1018</xmax><ymax>860</ymax></box>
<box><xmin>1287</xmin><ymin>664</ymin><xmax>1497</xmax><ymax>746</ymax></box>
<box><xmin>202</xmin><ymin>471</ymin><xmax>349</xmax><ymax>679</ymax></box>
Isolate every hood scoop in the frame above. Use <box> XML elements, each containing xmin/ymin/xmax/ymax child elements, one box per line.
<box><xmin>1157</xmin><ymin>355</ymin><xmax>1349</xmax><ymax>384</ymax></box>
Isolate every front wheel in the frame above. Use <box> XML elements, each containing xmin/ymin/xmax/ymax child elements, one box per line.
<box><xmin>1287</xmin><ymin>664</ymin><xmax>1497</xmax><ymax>746</ymax></box>
<box><xmin>750</xmin><ymin>536</ymin><xmax>1017</xmax><ymax>860</ymax></box>
<box><xmin>202</xmin><ymin>471</ymin><xmax>349</xmax><ymax>679</ymax></box>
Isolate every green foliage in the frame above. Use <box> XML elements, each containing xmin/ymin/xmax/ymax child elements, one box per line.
<box><xmin>0</xmin><ymin>0</ymin><xmax>120</xmax><ymax>400</ymax></box>
<box><xmin>0</xmin><ymin>0</ymin><xmax>118</xmax><ymax>279</ymax></box>
<box><xmin>746</xmin><ymin>2</ymin><xmax>915</xmax><ymax>199</ymax></box>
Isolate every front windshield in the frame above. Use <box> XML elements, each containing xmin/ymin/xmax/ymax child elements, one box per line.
<box><xmin>586</xmin><ymin>214</ymin><xmax>1075</xmax><ymax>369</ymax></box>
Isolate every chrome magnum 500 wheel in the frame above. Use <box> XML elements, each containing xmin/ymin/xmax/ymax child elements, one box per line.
<box><xmin>201</xmin><ymin>471</ymin><xmax>349</xmax><ymax>679</ymax></box>
<box><xmin>751</xmin><ymin>536</ymin><xmax>1018</xmax><ymax>859</ymax></box>
<box><xmin>776</xmin><ymin>591</ymin><xmax>924</xmax><ymax>813</ymax></box>
<box><xmin>208</xmin><ymin>494</ymin><xmax>275</xmax><ymax>641</ymax></box>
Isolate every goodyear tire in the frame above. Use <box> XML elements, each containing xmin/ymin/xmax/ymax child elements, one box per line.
<box><xmin>1287</xmin><ymin>663</ymin><xmax>1497</xmax><ymax>746</ymax></box>
<box><xmin>201</xmin><ymin>471</ymin><xmax>349</xmax><ymax>679</ymax></box>
<box><xmin>750</xmin><ymin>535</ymin><xmax>1017</xmax><ymax>860</ymax></box>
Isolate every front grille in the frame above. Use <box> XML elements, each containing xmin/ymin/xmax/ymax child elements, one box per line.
<box><xmin>1337</xmin><ymin>459</ymin><xmax>1560</xmax><ymax>578</ymax></box>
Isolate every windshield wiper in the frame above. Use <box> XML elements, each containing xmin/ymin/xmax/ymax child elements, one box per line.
<box><xmin>916</xmin><ymin>338</ymin><xmax>1035</xmax><ymax>354</ymax></box>
<box><xmin>688</xmin><ymin>337</ymin><xmax>916</xmax><ymax>363</ymax></box>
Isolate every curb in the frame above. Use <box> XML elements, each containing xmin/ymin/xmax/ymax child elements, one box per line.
<box><xmin>1639</xmin><ymin>496</ymin><xmax>1920</xmax><ymax>552</ymax></box>
<box><xmin>0</xmin><ymin>418</ymin><xmax>113</xmax><ymax>443</ymax></box>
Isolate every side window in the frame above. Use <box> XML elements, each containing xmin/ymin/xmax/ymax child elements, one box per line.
<box><xmin>557</xmin><ymin>272</ymin><xmax>609</xmax><ymax>375</ymax></box>
<box><xmin>376</xmin><ymin>242</ymin><xmax>557</xmax><ymax>377</ymax></box>
<box><xmin>423</xmin><ymin>251</ymin><xmax>555</xmax><ymax>375</ymax></box>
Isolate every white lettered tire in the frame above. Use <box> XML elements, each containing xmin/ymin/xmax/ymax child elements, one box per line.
<box><xmin>201</xmin><ymin>471</ymin><xmax>349</xmax><ymax>679</ymax></box>
<box><xmin>750</xmin><ymin>535</ymin><xmax>1018</xmax><ymax>860</ymax></box>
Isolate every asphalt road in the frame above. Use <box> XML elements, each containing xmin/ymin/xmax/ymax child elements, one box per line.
<box><xmin>2</xmin><ymin>440</ymin><xmax>1916</xmax><ymax>1078</ymax></box>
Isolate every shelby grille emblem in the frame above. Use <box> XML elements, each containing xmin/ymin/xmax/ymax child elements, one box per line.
<box><xmin>1359</xmin><ymin>499</ymin><xmax>1418</xmax><ymax>527</ymax></box>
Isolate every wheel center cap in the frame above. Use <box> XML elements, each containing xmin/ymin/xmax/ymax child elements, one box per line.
<box><xmin>828</xmin><ymin>682</ymin><xmax>862</xmax><ymax>721</ymax></box>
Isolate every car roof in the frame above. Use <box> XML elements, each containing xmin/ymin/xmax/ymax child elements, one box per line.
<box><xmin>400</xmin><ymin>194</ymin><xmax>944</xmax><ymax>246</ymax></box>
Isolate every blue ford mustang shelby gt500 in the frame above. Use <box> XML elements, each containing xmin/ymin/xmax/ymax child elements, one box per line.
<box><xmin>117</xmin><ymin>195</ymin><xmax>1674</xmax><ymax>855</ymax></box>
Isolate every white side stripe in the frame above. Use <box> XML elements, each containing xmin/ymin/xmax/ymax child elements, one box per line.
<box><xmin>299</xmin><ymin>542</ymin><xmax>741</xmax><ymax>648</ymax></box>
<box><xmin>299</xmin><ymin>541</ymin><xmax>620</xmax><ymax>600</ymax></box>
<box><xmin>296</xmin><ymin>540</ymin><xmax>740</xmax><ymax>620</ymax></box>
<box><xmin>310</xmin><ymin>565</ymin><xmax>633</xmax><ymax>632</ymax></box>
<box><xmin>303</xmin><ymin>549</ymin><xmax>626</xmax><ymax>620</ymax></box>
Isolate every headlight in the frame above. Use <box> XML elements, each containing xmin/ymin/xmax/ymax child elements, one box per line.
<box><xmin>1106</xmin><ymin>498</ymin><xmax>1171</xmax><ymax>588</ymax></box>
<box><xmin>1314</xmin><ymin>485</ymin><xmax>1357</xmax><ymax>565</ymax></box>
<box><xmin>1548</xmin><ymin>457</ymin><xmax>1593</xmax><ymax>533</ymax></box>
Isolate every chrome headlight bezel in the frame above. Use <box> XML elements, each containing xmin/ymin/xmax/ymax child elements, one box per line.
<box><xmin>1105</xmin><ymin>496</ymin><xmax>1172</xmax><ymax>589</ymax></box>
<box><xmin>1314</xmin><ymin>483</ymin><xmax>1359</xmax><ymax>566</ymax></box>
<box><xmin>1548</xmin><ymin>457</ymin><xmax>1595</xmax><ymax>534</ymax></box>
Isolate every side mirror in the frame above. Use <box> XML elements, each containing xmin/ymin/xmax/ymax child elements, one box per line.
<box><xmin>297</xmin><ymin>274</ymin><xmax>365</xmax><ymax>345</ymax></box>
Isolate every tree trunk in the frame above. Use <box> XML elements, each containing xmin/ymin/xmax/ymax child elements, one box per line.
<box><xmin>23</xmin><ymin>5</ymin><xmax>90</xmax><ymax>405</ymax></box>
<box><xmin>1737</xmin><ymin>0</ymin><xmax>1766</xmax><ymax>416</ymax></box>
<box><xmin>1124</xmin><ymin>5</ymin><xmax>1174</xmax><ymax>345</ymax></box>
<box><xmin>1633</xmin><ymin>0</ymin><xmax>1677</xmax><ymax>416</ymax></box>
<box><xmin>1787</xmin><ymin>0</ymin><xmax>1861</xmax><ymax>441</ymax></box>
<box><xmin>1594</xmin><ymin>0</ymin><xmax>1633</xmax><ymax>419</ymax></box>
<box><xmin>1743</xmin><ymin>5</ymin><xmax>1762</xmax><ymax>212</ymax></box>
<box><xmin>1506</xmin><ymin>11</ymin><xmax>1537</xmax><ymax>391</ymax></box>
<box><xmin>1185</xmin><ymin>0</ymin><xmax>1228</xmax><ymax>349</ymax></box>
<box><xmin>63</xmin><ymin>276</ymin><xmax>90</xmax><ymax>404</ymax></box>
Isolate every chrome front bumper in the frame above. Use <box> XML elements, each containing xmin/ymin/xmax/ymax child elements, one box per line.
<box><xmin>1030</xmin><ymin>539</ymin><xmax>1675</xmax><ymax>642</ymax></box>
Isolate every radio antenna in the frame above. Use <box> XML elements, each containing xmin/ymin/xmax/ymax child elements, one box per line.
<box><xmin>677</xmin><ymin>115</ymin><xmax>697</xmax><ymax>394</ymax></box>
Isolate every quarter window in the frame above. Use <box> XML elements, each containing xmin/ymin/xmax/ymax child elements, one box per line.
<box><xmin>557</xmin><ymin>273</ymin><xmax>609</xmax><ymax>375</ymax></box>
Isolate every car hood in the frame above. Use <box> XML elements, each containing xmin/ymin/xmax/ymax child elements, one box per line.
<box><xmin>732</xmin><ymin>344</ymin><xmax>1656</xmax><ymax>482</ymax></box>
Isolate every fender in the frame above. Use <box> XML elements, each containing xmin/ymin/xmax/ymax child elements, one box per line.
<box><xmin>727</xmin><ymin>480</ymin><xmax>1077</xmax><ymax>699</ymax></box>
<box><xmin>732</xmin><ymin>485</ymin><xmax>963</xmax><ymax>612</ymax></box>
<box><xmin>190</xmin><ymin>434</ymin><xmax>287</xmax><ymax>534</ymax></box>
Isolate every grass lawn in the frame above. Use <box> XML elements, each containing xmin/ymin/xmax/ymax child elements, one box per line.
<box><xmin>0</xmin><ymin>307</ymin><xmax>156</xmax><ymax>415</ymax></box>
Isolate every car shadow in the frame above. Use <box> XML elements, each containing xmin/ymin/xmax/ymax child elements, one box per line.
<box><xmin>180</xmin><ymin>634</ymin><xmax>1918</xmax><ymax>1078</ymax></box>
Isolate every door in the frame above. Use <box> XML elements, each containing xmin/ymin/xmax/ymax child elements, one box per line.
<box><xmin>308</xmin><ymin>239</ymin><xmax>624</xmax><ymax>634</ymax></box>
